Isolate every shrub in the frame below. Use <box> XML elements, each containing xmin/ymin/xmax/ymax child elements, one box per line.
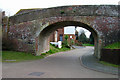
<box><xmin>60</xmin><ymin>11</ymin><xmax>65</xmax><ymax>14</ymax></box>
<box><xmin>62</xmin><ymin>35</ymin><xmax>69</xmax><ymax>47</ymax></box>
<box><xmin>64</xmin><ymin>35</ymin><xmax>68</xmax><ymax>40</ymax></box>
<box><xmin>2</xmin><ymin>37</ymin><xmax>34</xmax><ymax>53</ymax></box>
<box><xmin>48</xmin><ymin>49</ymin><xmax>55</xmax><ymax>54</ymax></box>
<box><xmin>2</xmin><ymin>37</ymin><xmax>18</xmax><ymax>51</ymax></box>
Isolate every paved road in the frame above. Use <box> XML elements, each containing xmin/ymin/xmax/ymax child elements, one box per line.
<box><xmin>2</xmin><ymin>47</ymin><xmax>118</xmax><ymax>78</ymax></box>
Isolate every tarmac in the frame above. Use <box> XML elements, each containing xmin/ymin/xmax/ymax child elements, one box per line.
<box><xmin>80</xmin><ymin>47</ymin><xmax>119</xmax><ymax>75</ymax></box>
<box><xmin>2</xmin><ymin>46</ymin><xmax>118</xmax><ymax>78</ymax></box>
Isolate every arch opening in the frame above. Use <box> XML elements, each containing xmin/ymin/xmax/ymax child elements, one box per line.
<box><xmin>37</xmin><ymin>21</ymin><xmax>99</xmax><ymax>58</ymax></box>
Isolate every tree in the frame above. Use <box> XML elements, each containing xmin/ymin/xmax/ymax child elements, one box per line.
<box><xmin>64</xmin><ymin>34</ymin><xmax>68</xmax><ymax>40</ymax></box>
<box><xmin>62</xmin><ymin>35</ymin><xmax>69</xmax><ymax>47</ymax></box>
<box><xmin>89</xmin><ymin>33</ymin><xmax>94</xmax><ymax>44</ymax></box>
<box><xmin>78</xmin><ymin>32</ymin><xmax>88</xmax><ymax>43</ymax></box>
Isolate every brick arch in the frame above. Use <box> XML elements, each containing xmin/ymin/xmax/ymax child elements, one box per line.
<box><xmin>36</xmin><ymin>20</ymin><xmax>100</xmax><ymax>58</ymax></box>
<box><xmin>7</xmin><ymin>5</ymin><xmax>119</xmax><ymax>59</ymax></box>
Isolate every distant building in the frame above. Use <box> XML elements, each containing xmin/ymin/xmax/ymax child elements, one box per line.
<box><xmin>50</xmin><ymin>28</ymin><xmax>64</xmax><ymax>42</ymax></box>
<box><xmin>50</xmin><ymin>27</ymin><xmax>78</xmax><ymax>44</ymax></box>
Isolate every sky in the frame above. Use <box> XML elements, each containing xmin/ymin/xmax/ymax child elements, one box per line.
<box><xmin>0</xmin><ymin>0</ymin><xmax>119</xmax><ymax>16</ymax></box>
<box><xmin>0</xmin><ymin>0</ymin><xmax>119</xmax><ymax>38</ymax></box>
<box><xmin>64</xmin><ymin>26</ymin><xmax>75</xmax><ymax>35</ymax></box>
<box><xmin>64</xmin><ymin>26</ymin><xmax>91</xmax><ymax>38</ymax></box>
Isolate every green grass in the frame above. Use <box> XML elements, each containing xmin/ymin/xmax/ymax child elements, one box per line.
<box><xmin>2</xmin><ymin>44</ymin><xmax>70</xmax><ymax>63</ymax></box>
<box><xmin>99</xmin><ymin>61</ymin><xmax>120</xmax><ymax>68</ymax></box>
<box><xmin>2</xmin><ymin>51</ymin><xmax>44</xmax><ymax>62</ymax></box>
<box><xmin>45</xmin><ymin>44</ymin><xmax>70</xmax><ymax>55</ymax></box>
<box><xmin>82</xmin><ymin>44</ymin><xmax>94</xmax><ymax>46</ymax></box>
<box><xmin>104</xmin><ymin>42</ymin><xmax>120</xmax><ymax>49</ymax></box>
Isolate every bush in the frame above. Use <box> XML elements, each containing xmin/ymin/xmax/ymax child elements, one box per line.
<box><xmin>60</xmin><ymin>11</ymin><xmax>65</xmax><ymax>14</ymax></box>
<box><xmin>62</xmin><ymin>35</ymin><xmax>69</xmax><ymax>47</ymax></box>
<box><xmin>62</xmin><ymin>40</ymin><xmax>68</xmax><ymax>47</ymax></box>
<box><xmin>48</xmin><ymin>49</ymin><xmax>56</xmax><ymax>54</ymax></box>
<box><xmin>2</xmin><ymin>37</ymin><xmax>34</xmax><ymax>53</ymax></box>
<box><xmin>2</xmin><ymin>37</ymin><xmax>18</xmax><ymax>51</ymax></box>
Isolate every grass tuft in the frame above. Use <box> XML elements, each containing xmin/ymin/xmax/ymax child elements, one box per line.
<box><xmin>104</xmin><ymin>42</ymin><xmax>120</xmax><ymax>49</ymax></box>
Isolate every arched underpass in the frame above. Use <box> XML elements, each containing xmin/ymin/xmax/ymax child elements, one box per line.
<box><xmin>8</xmin><ymin>5</ymin><xmax>119</xmax><ymax>60</ymax></box>
<box><xmin>38</xmin><ymin>21</ymin><xmax>99</xmax><ymax>58</ymax></box>
<box><xmin>2</xmin><ymin>5</ymin><xmax>119</xmax><ymax>78</ymax></box>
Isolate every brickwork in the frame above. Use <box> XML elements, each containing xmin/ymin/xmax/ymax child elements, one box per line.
<box><xmin>50</xmin><ymin>28</ymin><xmax>64</xmax><ymax>42</ymax></box>
<box><xmin>3</xmin><ymin>5</ymin><xmax>119</xmax><ymax>59</ymax></box>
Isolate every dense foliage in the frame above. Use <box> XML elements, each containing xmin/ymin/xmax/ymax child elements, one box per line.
<box><xmin>89</xmin><ymin>33</ymin><xmax>94</xmax><ymax>44</ymax></box>
<box><xmin>62</xmin><ymin>35</ymin><xmax>69</xmax><ymax>47</ymax></box>
<box><xmin>78</xmin><ymin>32</ymin><xmax>89</xmax><ymax>43</ymax></box>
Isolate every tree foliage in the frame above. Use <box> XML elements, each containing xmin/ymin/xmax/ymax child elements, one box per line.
<box><xmin>62</xmin><ymin>35</ymin><xmax>69</xmax><ymax>47</ymax></box>
<box><xmin>89</xmin><ymin>33</ymin><xmax>94</xmax><ymax>44</ymax></box>
<box><xmin>64</xmin><ymin>35</ymin><xmax>68</xmax><ymax>40</ymax></box>
<box><xmin>78</xmin><ymin>32</ymin><xmax>88</xmax><ymax>43</ymax></box>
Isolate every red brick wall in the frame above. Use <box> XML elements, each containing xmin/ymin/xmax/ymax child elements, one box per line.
<box><xmin>49</xmin><ymin>32</ymin><xmax>55</xmax><ymax>42</ymax></box>
<box><xmin>49</xmin><ymin>27</ymin><xmax>77</xmax><ymax>43</ymax></box>
<box><xmin>57</xmin><ymin>28</ymin><xmax>64</xmax><ymax>41</ymax></box>
<box><xmin>49</xmin><ymin>28</ymin><xmax>64</xmax><ymax>42</ymax></box>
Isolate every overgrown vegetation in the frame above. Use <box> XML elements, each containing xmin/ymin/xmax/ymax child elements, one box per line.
<box><xmin>99</xmin><ymin>61</ymin><xmax>120</xmax><ymax>67</ymax></box>
<box><xmin>2</xmin><ymin>44</ymin><xmax>70</xmax><ymax>62</ymax></box>
<box><xmin>104</xmin><ymin>42</ymin><xmax>120</xmax><ymax>49</ymax></box>
<box><xmin>46</xmin><ymin>44</ymin><xmax>70</xmax><ymax>54</ymax></box>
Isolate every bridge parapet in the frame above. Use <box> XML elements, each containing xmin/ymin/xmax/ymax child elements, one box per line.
<box><xmin>9</xmin><ymin>5</ymin><xmax>118</xmax><ymax>25</ymax></box>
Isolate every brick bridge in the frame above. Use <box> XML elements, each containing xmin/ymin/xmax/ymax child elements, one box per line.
<box><xmin>8</xmin><ymin>5</ymin><xmax>119</xmax><ymax>59</ymax></box>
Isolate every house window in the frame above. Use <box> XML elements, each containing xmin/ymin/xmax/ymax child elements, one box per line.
<box><xmin>59</xmin><ymin>34</ymin><xmax>63</xmax><ymax>41</ymax></box>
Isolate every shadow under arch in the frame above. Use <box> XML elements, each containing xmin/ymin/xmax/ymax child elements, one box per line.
<box><xmin>37</xmin><ymin>21</ymin><xmax>99</xmax><ymax>58</ymax></box>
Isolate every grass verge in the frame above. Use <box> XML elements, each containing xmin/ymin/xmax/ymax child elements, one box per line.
<box><xmin>2</xmin><ymin>51</ymin><xmax>44</xmax><ymax>62</ymax></box>
<box><xmin>99</xmin><ymin>61</ymin><xmax>120</xmax><ymax>68</ymax></box>
<box><xmin>104</xmin><ymin>42</ymin><xmax>120</xmax><ymax>49</ymax></box>
<box><xmin>2</xmin><ymin>44</ymin><xmax>70</xmax><ymax>63</ymax></box>
<box><xmin>82</xmin><ymin>44</ymin><xmax>94</xmax><ymax>46</ymax></box>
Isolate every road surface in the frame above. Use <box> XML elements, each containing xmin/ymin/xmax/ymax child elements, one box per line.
<box><xmin>2</xmin><ymin>46</ymin><xmax>118</xmax><ymax>78</ymax></box>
